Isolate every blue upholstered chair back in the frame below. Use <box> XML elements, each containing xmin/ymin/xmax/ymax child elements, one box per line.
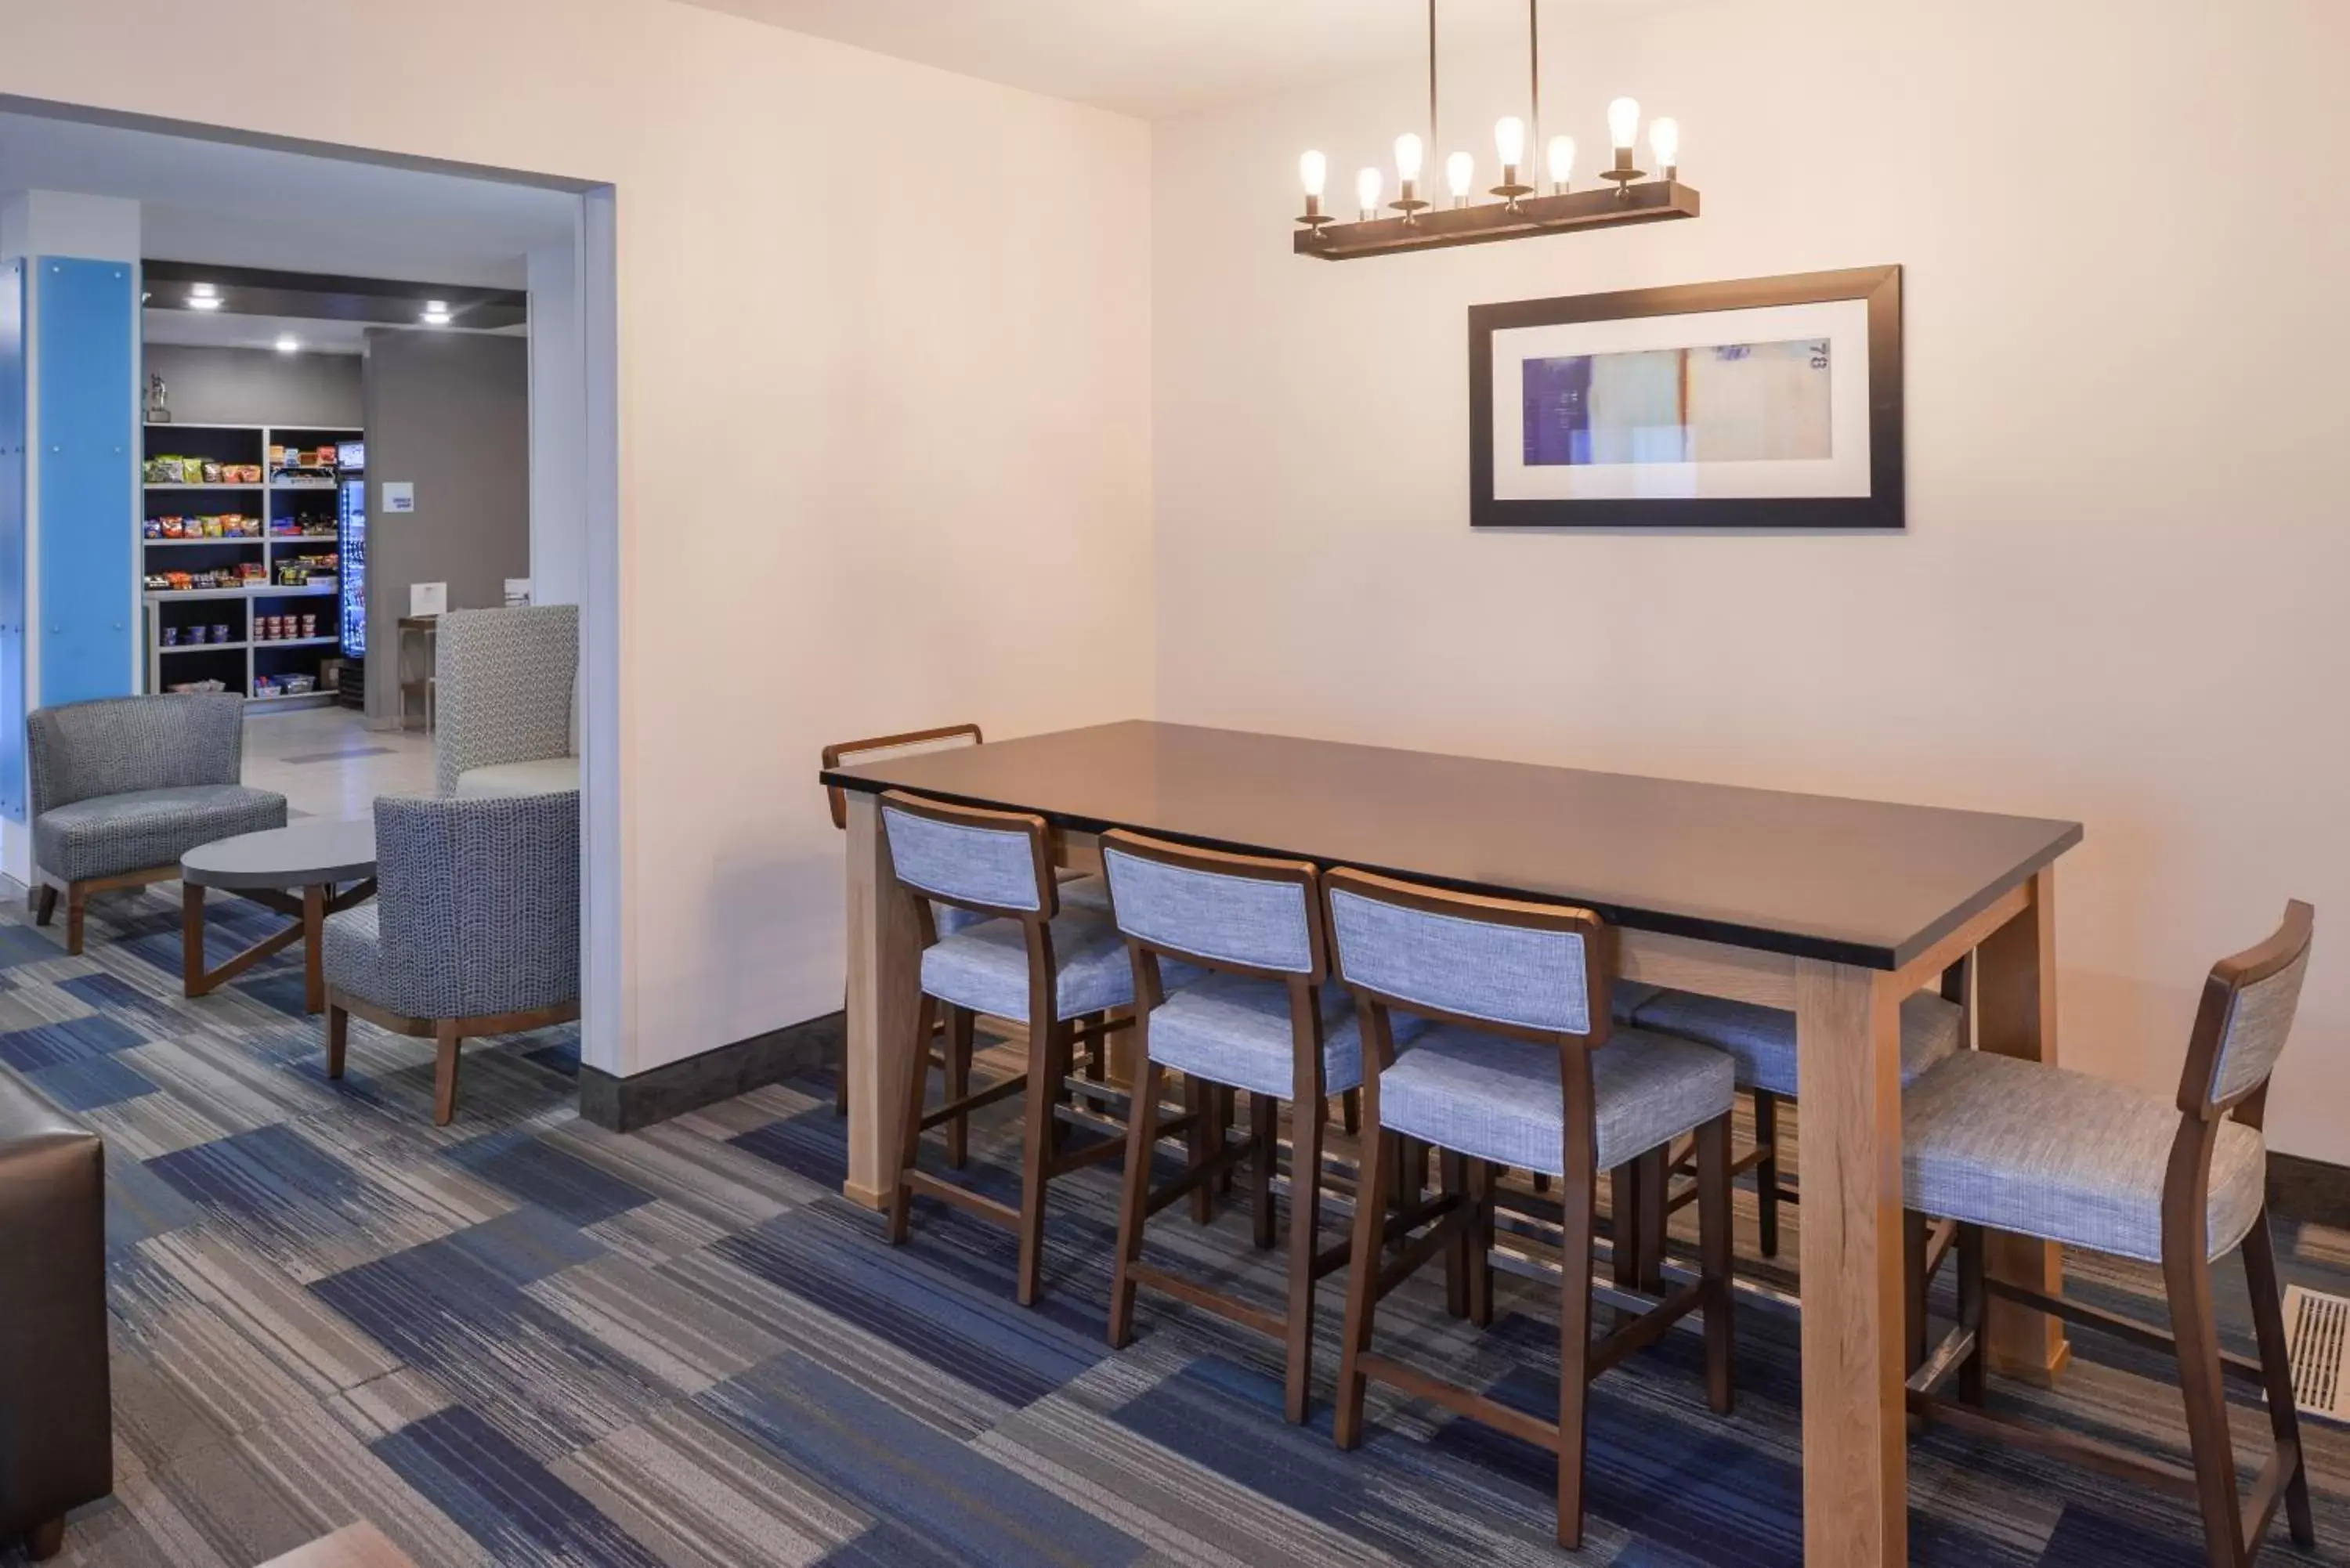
<box><xmin>1327</xmin><ymin>880</ymin><xmax>1594</xmax><ymax>1036</ymax></box>
<box><xmin>27</xmin><ymin>693</ymin><xmax>246</xmax><ymax>815</ymax></box>
<box><xmin>2205</xmin><ymin>925</ymin><xmax>2312</xmax><ymax>1107</ymax></box>
<box><xmin>881</xmin><ymin>795</ymin><xmax>1048</xmax><ymax>916</ymax></box>
<box><xmin>1102</xmin><ymin>838</ymin><xmax>1320</xmax><ymax>976</ymax></box>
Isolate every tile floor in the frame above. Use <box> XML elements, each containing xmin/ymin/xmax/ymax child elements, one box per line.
<box><xmin>240</xmin><ymin>705</ymin><xmax>433</xmax><ymax>823</ymax></box>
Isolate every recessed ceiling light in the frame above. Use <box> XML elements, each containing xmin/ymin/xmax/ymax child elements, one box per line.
<box><xmin>190</xmin><ymin>282</ymin><xmax>216</xmax><ymax>298</ymax></box>
<box><xmin>187</xmin><ymin>293</ymin><xmax>224</xmax><ymax>311</ymax></box>
<box><xmin>421</xmin><ymin>306</ymin><xmax>454</xmax><ymax>327</ymax></box>
<box><xmin>275</xmin><ymin>334</ymin><xmax>300</xmax><ymax>354</ymax></box>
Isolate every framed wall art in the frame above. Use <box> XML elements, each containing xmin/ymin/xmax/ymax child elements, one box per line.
<box><xmin>1469</xmin><ymin>265</ymin><xmax>1903</xmax><ymax>529</ymax></box>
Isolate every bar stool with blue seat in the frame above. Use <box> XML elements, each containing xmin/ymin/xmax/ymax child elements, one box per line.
<box><xmin>878</xmin><ymin>789</ymin><xmax>1153</xmax><ymax>1307</ymax></box>
<box><xmin>1100</xmin><ymin>830</ymin><xmax>1425</xmax><ymax>1423</ymax></box>
<box><xmin>1629</xmin><ymin>972</ymin><xmax>1967</xmax><ymax>1259</ymax></box>
<box><xmin>822</xmin><ymin>723</ymin><xmax>1113</xmax><ymax>1154</ymax></box>
<box><xmin>1904</xmin><ymin>901</ymin><xmax>2315</xmax><ymax>1568</ymax></box>
<box><xmin>1324</xmin><ymin>867</ymin><xmax>1740</xmax><ymax>1551</ymax></box>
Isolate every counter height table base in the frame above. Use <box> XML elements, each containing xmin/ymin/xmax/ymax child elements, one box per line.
<box><xmin>823</xmin><ymin>721</ymin><xmax>2084</xmax><ymax>1568</ymax></box>
<box><xmin>181</xmin><ymin>820</ymin><xmax>379</xmax><ymax>1015</ymax></box>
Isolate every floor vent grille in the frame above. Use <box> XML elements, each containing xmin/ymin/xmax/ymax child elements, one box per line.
<box><xmin>2283</xmin><ymin>1284</ymin><xmax>2350</xmax><ymax>1421</ymax></box>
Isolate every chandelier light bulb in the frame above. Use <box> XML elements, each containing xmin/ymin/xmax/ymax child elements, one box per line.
<box><xmin>1300</xmin><ymin>149</ymin><xmax>1327</xmax><ymax>199</ymax></box>
<box><xmin>1494</xmin><ymin>115</ymin><xmax>1527</xmax><ymax>171</ymax></box>
<box><xmin>1394</xmin><ymin>133</ymin><xmax>1425</xmax><ymax>183</ymax></box>
<box><xmin>1607</xmin><ymin>96</ymin><xmax>1641</xmax><ymax>150</ymax></box>
<box><xmin>1649</xmin><ymin>117</ymin><xmax>1680</xmax><ymax>175</ymax></box>
<box><xmin>1446</xmin><ymin>150</ymin><xmax>1475</xmax><ymax>204</ymax></box>
<box><xmin>1546</xmin><ymin>135</ymin><xmax>1575</xmax><ymax>191</ymax></box>
<box><xmin>1356</xmin><ymin>165</ymin><xmax>1383</xmax><ymax>219</ymax></box>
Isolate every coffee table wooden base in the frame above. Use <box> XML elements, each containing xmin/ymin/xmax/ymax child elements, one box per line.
<box><xmin>183</xmin><ymin>880</ymin><xmax>378</xmax><ymax>1013</ymax></box>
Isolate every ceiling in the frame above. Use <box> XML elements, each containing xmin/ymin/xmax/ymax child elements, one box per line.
<box><xmin>681</xmin><ymin>0</ymin><xmax>1676</xmax><ymax>121</ymax></box>
<box><xmin>0</xmin><ymin>107</ymin><xmax>577</xmax><ymax>287</ymax></box>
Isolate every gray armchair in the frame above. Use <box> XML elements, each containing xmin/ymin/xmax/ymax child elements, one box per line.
<box><xmin>321</xmin><ymin>789</ymin><xmax>580</xmax><ymax>1124</ymax></box>
<box><xmin>27</xmin><ymin>694</ymin><xmax>287</xmax><ymax>954</ymax></box>
<box><xmin>434</xmin><ymin>605</ymin><xmax>580</xmax><ymax>797</ymax></box>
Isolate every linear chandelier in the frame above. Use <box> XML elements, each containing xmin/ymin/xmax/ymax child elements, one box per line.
<box><xmin>1294</xmin><ymin>0</ymin><xmax>1698</xmax><ymax>260</ymax></box>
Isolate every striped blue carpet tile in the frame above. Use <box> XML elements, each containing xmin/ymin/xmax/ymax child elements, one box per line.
<box><xmin>0</xmin><ymin>1012</ymin><xmax>145</xmax><ymax>1071</ymax></box>
<box><xmin>374</xmin><ymin>1403</ymin><xmax>667</xmax><ymax>1568</ymax></box>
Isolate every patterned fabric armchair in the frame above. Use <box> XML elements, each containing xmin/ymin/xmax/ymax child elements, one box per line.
<box><xmin>27</xmin><ymin>694</ymin><xmax>287</xmax><ymax>954</ymax></box>
<box><xmin>321</xmin><ymin>789</ymin><xmax>580</xmax><ymax>1125</ymax></box>
<box><xmin>434</xmin><ymin>605</ymin><xmax>580</xmax><ymax>798</ymax></box>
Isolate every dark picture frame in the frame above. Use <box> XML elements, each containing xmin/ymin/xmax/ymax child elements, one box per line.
<box><xmin>1468</xmin><ymin>265</ymin><xmax>1904</xmax><ymax>529</ymax></box>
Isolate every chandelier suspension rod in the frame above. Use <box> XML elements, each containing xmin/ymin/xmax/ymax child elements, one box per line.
<box><xmin>1428</xmin><ymin>0</ymin><xmax>1439</xmax><ymax>166</ymax></box>
<box><xmin>1528</xmin><ymin>0</ymin><xmax>1541</xmax><ymax>164</ymax></box>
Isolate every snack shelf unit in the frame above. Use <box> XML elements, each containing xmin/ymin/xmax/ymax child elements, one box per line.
<box><xmin>143</xmin><ymin>421</ymin><xmax>359</xmax><ymax>709</ymax></box>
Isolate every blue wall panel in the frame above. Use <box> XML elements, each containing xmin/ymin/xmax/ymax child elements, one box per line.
<box><xmin>0</xmin><ymin>258</ymin><xmax>24</xmax><ymax>820</ymax></box>
<box><xmin>35</xmin><ymin>257</ymin><xmax>135</xmax><ymax>713</ymax></box>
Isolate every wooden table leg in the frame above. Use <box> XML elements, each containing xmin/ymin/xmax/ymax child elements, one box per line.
<box><xmin>1795</xmin><ymin>959</ymin><xmax>1907</xmax><ymax>1567</ymax></box>
<box><xmin>183</xmin><ymin>882</ymin><xmax>206</xmax><ymax>996</ymax></box>
<box><xmin>844</xmin><ymin>791</ymin><xmax>922</xmax><ymax>1211</ymax></box>
<box><xmin>1972</xmin><ymin>865</ymin><xmax>2070</xmax><ymax>1383</ymax></box>
<box><xmin>303</xmin><ymin>884</ymin><xmax>327</xmax><ymax>1014</ymax></box>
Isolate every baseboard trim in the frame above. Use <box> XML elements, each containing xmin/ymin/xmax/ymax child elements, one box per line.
<box><xmin>2269</xmin><ymin>1151</ymin><xmax>2350</xmax><ymax>1230</ymax></box>
<box><xmin>577</xmin><ymin>1010</ymin><xmax>840</xmax><ymax>1133</ymax></box>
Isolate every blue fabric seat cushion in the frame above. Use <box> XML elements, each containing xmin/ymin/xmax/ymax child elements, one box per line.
<box><xmin>920</xmin><ymin>906</ymin><xmax>1141</xmax><ymax>1023</ymax></box>
<box><xmin>1378</xmin><ymin>1023</ymin><xmax>1735</xmax><ymax>1176</ymax></box>
<box><xmin>1144</xmin><ymin>973</ymin><xmax>1427</xmax><ymax>1100</ymax></box>
<box><xmin>1629</xmin><ymin>988</ymin><xmax>1962</xmax><ymax>1098</ymax></box>
<box><xmin>1901</xmin><ymin>1050</ymin><xmax>2267</xmax><ymax>1264</ymax></box>
<box><xmin>35</xmin><ymin>785</ymin><xmax>288</xmax><ymax>884</ymax></box>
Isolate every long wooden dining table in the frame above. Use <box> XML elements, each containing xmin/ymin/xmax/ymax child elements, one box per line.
<box><xmin>821</xmin><ymin>719</ymin><xmax>2084</xmax><ymax>1567</ymax></box>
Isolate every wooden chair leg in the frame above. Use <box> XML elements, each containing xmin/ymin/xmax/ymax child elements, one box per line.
<box><xmin>1556</xmin><ymin>1154</ymin><xmax>1597</xmax><ymax>1550</ymax></box>
<box><xmin>1333</xmin><ymin>1100</ymin><xmax>1391</xmax><ymax>1451</ymax></box>
<box><xmin>1283</xmin><ymin>1091</ymin><xmax>1327</xmax><ymax>1425</ymax></box>
<box><xmin>33</xmin><ymin>881</ymin><xmax>56</xmax><ymax>927</ymax></box>
<box><xmin>944</xmin><ymin>1006</ymin><xmax>974</xmax><ymax>1169</ymax></box>
<box><xmin>1697</xmin><ymin>1114</ymin><xmax>1736</xmax><ymax>1414</ymax></box>
<box><xmin>1609</xmin><ymin>1155</ymin><xmax>1643</xmax><ymax>1328</ymax></box>
<box><xmin>431</xmin><ymin>1021</ymin><xmax>464</xmax><ymax>1125</ymax></box>
<box><xmin>1083</xmin><ymin>1010</ymin><xmax>1108</xmax><ymax>1082</ymax></box>
<box><xmin>326</xmin><ymin>1001</ymin><xmax>349</xmax><ymax>1079</ymax></box>
<box><xmin>1752</xmin><ymin>1089</ymin><xmax>1781</xmax><ymax>1259</ymax></box>
<box><xmin>1340</xmin><ymin>1086</ymin><xmax>1360</xmax><ymax>1136</ymax></box>
<box><xmin>885</xmin><ymin>992</ymin><xmax>939</xmax><ymax>1245</ymax></box>
<box><xmin>1108</xmin><ymin>1060</ymin><xmax>1166</xmax><ymax>1350</ymax></box>
<box><xmin>1532</xmin><ymin>1170</ymin><xmax>1551</xmax><ymax>1194</ymax></box>
<box><xmin>25</xmin><ymin>1517</ymin><xmax>63</xmax><ymax>1562</ymax></box>
<box><xmin>65</xmin><ymin>883</ymin><xmax>86</xmax><ymax>956</ymax></box>
<box><xmin>2167</xmin><ymin>1221</ymin><xmax>2249</xmax><ymax>1566</ymax></box>
<box><xmin>1956</xmin><ymin>1221</ymin><xmax>1987</xmax><ymax>1406</ymax></box>
<box><xmin>1251</xmin><ymin>1091</ymin><xmax>1279</xmax><ymax>1251</ymax></box>
<box><xmin>1186</xmin><ymin>1075</ymin><xmax>1217</xmax><ymax>1225</ymax></box>
<box><xmin>1467</xmin><ymin>1158</ymin><xmax>1495</xmax><ymax>1329</ymax></box>
<box><xmin>2240</xmin><ymin>1206</ymin><xmax>2317</xmax><ymax>1549</ymax></box>
<box><xmin>1636</xmin><ymin>1144</ymin><xmax>1668</xmax><ymax>1293</ymax></box>
<box><xmin>1439</xmin><ymin>1149</ymin><xmax>1470</xmax><ymax>1318</ymax></box>
<box><xmin>1214</xmin><ymin>1085</ymin><xmax>1238</xmax><ymax>1198</ymax></box>
<box><xmin>1014</xmin><ymin>1019</ymin><xmax>1068</xmax><ymax>1307</ymax></box>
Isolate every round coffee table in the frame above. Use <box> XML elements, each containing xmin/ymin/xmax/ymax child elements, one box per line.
<box><xmin>181</xmin><ymin>819</ymin><xmax>378</xmax><ymax>1014</ymax></box>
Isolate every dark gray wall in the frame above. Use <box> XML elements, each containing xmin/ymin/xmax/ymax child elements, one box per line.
<box><xmin>143</xmin><ymin>345</ymin><xmax>363</xmax><ymax>428</ymax></box>
<box><xmin>360</xmin><ymin>331</ymin><xmax>530</xmax><ymax>724</ymax></box>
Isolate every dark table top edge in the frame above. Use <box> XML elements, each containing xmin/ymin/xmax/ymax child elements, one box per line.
<box><xmin>817</xmin><ymin>766</ymin><xmax>2084</xmax><ymax>974</ymax></box>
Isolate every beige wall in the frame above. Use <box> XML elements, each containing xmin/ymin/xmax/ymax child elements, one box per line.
<box><xmin>1</xmin><ymin>0</ymin><xmax>1154</xmax><ymax>1075</ymax></box>
<box><xmin>1153</xmin><ymin>0</ymin><xmax>2350</xmax><ymax>1159</ymax></box>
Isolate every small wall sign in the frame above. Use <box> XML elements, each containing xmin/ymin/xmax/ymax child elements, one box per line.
<box><xmin>382</xmin><ymin>482</ymin><xmax>416</xmax><ymax>515</ymax></box>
